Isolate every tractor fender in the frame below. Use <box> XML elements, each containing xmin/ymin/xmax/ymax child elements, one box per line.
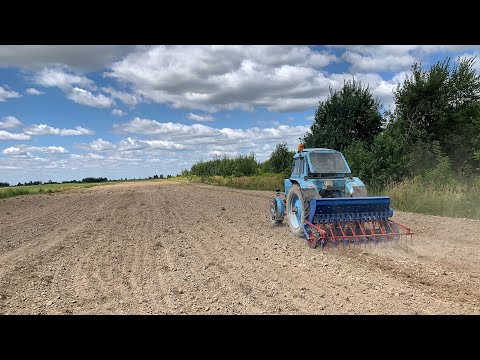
<box><xmin>346</xmin><ymin>177</ymin><xmax>368</xmax><ymax>197</ymax></box>
<box><xmin>301</xmin><ymin>188</ymin><xmax>320</xmax><ymax>201</ymax></box>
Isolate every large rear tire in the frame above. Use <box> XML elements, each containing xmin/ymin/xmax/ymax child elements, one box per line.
<box><xmin>286</xmin><ymin>185</ymin><xmax>310</xmax><ymax>237</ymax></box>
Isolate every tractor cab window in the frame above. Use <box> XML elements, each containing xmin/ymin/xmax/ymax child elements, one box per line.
<box><xmin>293</xmin><ymin>157</ymin><xmax>304</xmax><ymax>176</ymax></box>
<box><xmin>309</xmin><ymin>152</ymin><xmax>349</xmax><ymax>174</ymax></box>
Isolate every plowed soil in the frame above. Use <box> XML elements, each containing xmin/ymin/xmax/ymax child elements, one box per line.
<box><xmin>1</xmin><ymin>181</ymin><xmax>479</xmax><ymax>314</ymax></box>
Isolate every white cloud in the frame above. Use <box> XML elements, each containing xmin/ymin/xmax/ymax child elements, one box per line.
<box><xmin>102</xmin><ymin>87</ymin><xmax>140</xmax><ymax>106</ymax></box>
<box><xmin>34</xmin><ymin>66</ymin><xmax>93</xmax><ymax>90</ymax></box>
<box><xmin>336</xmin><ymin>45</ymin><xmax>480</xmax><ymax>73</ymax></box>
<box><xmin>112</xmin><ymin>108</ymin><xmax>126</xmax><ymax>117</ymax></box>
<box><xmin>106</xmin><ymin>45</ymin><xmax>339</xmax><ymax>113</ymax></box>
<box><xmin>67</xmin><ymin>87</ymin><xmax>114</xmax><ymax>108</ymax></box>
<box><xmin>0</xmin><ymin>130</ymin><xmax>31</xmax><ymax>141</ymax></box>
<box><xmin>76</xmin><ymin>138</ymin><xmax>116</xmax><ymax>152</ymax></box>
<box><xmin>34</xmin><ymin>67</ymin><xmax>115</xmax><ymax>108</ymax></box>
<box><xmin>2</xmin><ymin>145</ymin><xmax>68</xmax><ymax>156</ymax></box>
<box><xmin>306</xmin><ymin>115</ymin><xmax>315</xmax><ymax>121</ymax></box>
<box><xmin>342</xmin><ymin>51</ymin><xmax>415</xmax><ymax>73</ymax></box>
<box><xmin>71</xmin><ymin>153</ymin><xmax>105</xmax><ymax>160</ymax></box>
<box><xmin>112</xmin><ymin>117</ymin><xmax>308</xmax><ymax>160</ymax></box>
<box><xmin>0</xmin><ymin>45</ymin><xmax>137</xmax><ymax>71</ymax></box>
<box><xmin>24</xmin><ymin>124</ymin><xmax>94</xmax><ymax>136</ymax></box>
<box><xmin>0</xmin><ymin>86</ymin><xmax>21</xmax><ymax>102</ymax></box>
<box><xmin>0</xmin><ymin>116</ymin><xmax>22</xmax><ymax>129</ymax></box>
<box><xmin>141</xmin><ymin>139</ymin><xmax>187</xmax><ymax>150</ymax></box>
<box><xmin>26</xmin><ymin>87</ymin><xmax>44</xmax><ymax>95</ymax></box>
<box><xmin>187</xmin><ymin>112</ymin><xmax>214</xmax><ymax>122</ymax></box>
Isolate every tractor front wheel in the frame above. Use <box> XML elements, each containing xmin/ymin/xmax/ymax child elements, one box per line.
<box><xmin>268</xmin><ymin>199</ymin><xmax>284</xmax><ymax>226</ymax></box>
<box><xmin>286</xmin><ymin>185</ymin><xmax>309</xmax><ymax>237</ymax></box>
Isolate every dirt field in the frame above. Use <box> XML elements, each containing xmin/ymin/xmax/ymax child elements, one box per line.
<box><xmin>0</xmin><ymin>181</ymin><xmax>479</xmax><ymax>314</ymax></box>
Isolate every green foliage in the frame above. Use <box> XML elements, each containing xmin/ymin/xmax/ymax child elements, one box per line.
<box><xmin>417</xmin><ymin>141</ymin><xmax>457</xmax><ymax>186</ymax></box>
<box><xmin>197</xmin><ymin>174</ymin><xmax>284</xmax><ymax>191</ymax></box>
<box><xmin>190</xmin><ymin>152</ymin><xmax>258</xmax><ymax>177</ymax></box>
<box><xmin>384</xmin><ymin>176</ymin><xmax>480</xmax><ymax>219</ymax></box>
<box><xmin>342</xmin><ymin>125</ymin><xmax>409</xmax><ymax>188</ymax></box>
<box><xmin>81</xmin><ymin>177</ymin><xmax>108</xmax><ymax>183</ymax></box>
<box><xmin>392</xmin><ymin>56</ymin><xmax>480</xmax><ymax>171</ymax></box>
<box><xmin>303</xmin><ymin>78</ymin><xmax>383</xmax><ymax>150</ymax></box>
<box><xmin>267</xmin><ymin>142</ymin><xmax>295</xmax><ymax>176</ymax></box>
<box><xmin>0</xmin><ymin>182</ymin><xmax>9</xmax><ymax>188</ymax></box>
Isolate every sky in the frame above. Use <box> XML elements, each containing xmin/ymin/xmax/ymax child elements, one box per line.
<box><xmin>1</xmin><ymin>45</ymin><xmax>480</xmax><ymax>184</ymax></box>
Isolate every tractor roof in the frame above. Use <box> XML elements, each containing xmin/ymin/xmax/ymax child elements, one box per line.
<box><xmin>294</xmin><ymin>148</ymin><xmax>341</xmax><ymax>159</ymax></box>
<box><xmin>301</xmin><ymin>148</ymin><xmax>338</xmax><ymax>153</ymax></box>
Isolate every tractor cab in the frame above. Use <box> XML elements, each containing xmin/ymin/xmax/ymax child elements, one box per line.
<box><xmin>291</xmin><ymin>147</ymin><xmax>351</xmax><ymax>180</ymax></box>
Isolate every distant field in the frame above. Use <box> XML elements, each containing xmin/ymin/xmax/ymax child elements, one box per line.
<box><xmin>0</xmin><ymin>179</ymin><xmax>172</xmax><ymax>199</ymax></box>
<box><xmin>0</xmin><ymin>182</ymin><xmax>108</xmax><ymax>199</ymax></box>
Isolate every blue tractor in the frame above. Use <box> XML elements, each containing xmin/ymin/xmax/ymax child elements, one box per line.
<box><xmin>268</xmin><ymin>145</ymin><xmax>412</xmax><ymax>249</ymax></box>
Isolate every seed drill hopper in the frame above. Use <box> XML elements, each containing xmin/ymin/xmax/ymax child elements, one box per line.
<box><xmin>268</xmin><ymin>145</ymin><xmax>413</xmax><ymax>249</ymax></box>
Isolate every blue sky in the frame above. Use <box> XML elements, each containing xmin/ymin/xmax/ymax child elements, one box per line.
<box><xmin>1</xmin><ymin>45</ymin><xmax>479</xmax><ymax>184</ymax></box>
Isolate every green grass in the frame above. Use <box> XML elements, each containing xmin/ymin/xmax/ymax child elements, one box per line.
<box><xmin>382</xmin><ymin>178</ymin><xmax>480</xmax><ymax>220</ymax></box>
<box><xmin>175</xmin><ymin>174</ymin><xmax>285</xmax><ymax>191</ymax></box>
<box><xmin>0</xmin><ymin>182</ymin><xmax>109</xmax><ymax>199</ymax></box>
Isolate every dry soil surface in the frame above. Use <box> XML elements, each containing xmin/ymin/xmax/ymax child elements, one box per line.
<box><xmin>1</xmin><ymin>181</ymin><xmax>479</xmax><ymax>314</ymax></box>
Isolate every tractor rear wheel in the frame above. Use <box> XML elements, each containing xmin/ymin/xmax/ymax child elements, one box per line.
<box><xmin>286</xmin><ymin>185</ymin><xmax>310</xmax><ymax>237</ymax></box>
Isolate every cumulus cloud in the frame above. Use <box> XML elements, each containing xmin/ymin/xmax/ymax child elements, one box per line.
<box><xmin>76</xmin><ymin>138</ymin><xmax>116</xmax><ymax>152</ymax></box>
<box><xmin>24</xmin><ymin>124</ymin><xmax>94</xmax><ymax>136</ymax></box>
<box><xmin>34</xmin><ymin>66</ymin><xmax>93</xmax><ymax>90</ymax></box>
<box><xmin>186</xmin><ymin>112</ymin><xmax>214</xmax><ymax>122</ymax></box>
<box><xmin>0</xmin><ymin>130</ymin><xmax>31</xmax><ymax>141</ymax></box>
<box><xmin>112</xmin><ymin>109</ymin><xmax>126</xmax><ymax>117</ymax></box>
<box><xmin>336</xmin><ymin>45</ymin><xmax>480</xmax><ymax>73</ymax></box>
<box><xmin>112</xmin><ymin>117</ymin><xmax>308</xmax><ymax>159</ymax></box>
<box><xmin>342</xmin><ymin>51</ymin><xmax>415</xmax><ymax>73</ymax></box>
<box><xmin>106</xmin><ymin>45</ymin><xmax>339</xmax><ymax>113</ymax></box>
<box><xmin>33</xmin><ymin>67</ymin><xmax>114</xmax><ymax>108</ymax></box>
<box><xmin>102</xmin><ymin>87</ymin><xmax>140</xmax><ymax>106</ymax></box>
<box><xmin>0</xmin><ymin>116</ymin><xmax>22</xmax><ymax>129</ymax></box>
<box><xmin>2</xmin><ymin>145</ymin><xmax>68</xmax><ymax>156</ymax></box>
<box><xmin>0</xmin><ymin>45</ymin><xmax>137</xmax><ymax>71</ymax></box>
<box><xmin>26</xmin><ymin>87</ymin><xmax>44</xmax><ymax>95</ymax></box>
<box><xmin>71</xmin><ymin>153</ymin><xmax>105</xmax><ymax>160</ymax></box>
<box><xmin>67</xmin><ymin>87</ymin><xmax>114</xmax><ymax>108</ymax></box>
<box><xmin>0</xmin><ymin>86</ymin><xmax>21</xmax><ymax>102</ymax></box>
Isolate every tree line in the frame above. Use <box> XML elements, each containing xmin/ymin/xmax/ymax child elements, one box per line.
<box><xmin>186</xmin><ymin>56</ymin><xmax>480</xmax><ymax>188</ymax></box>
<box><xmin>0</xmin><ymin>175</ymin><xmax>173</xmax><ymax>187</ymax></box>
<box><xmin>184</xmin><ymin>144</ymin><xmax>294</xmax><ymax>178</ymax></box>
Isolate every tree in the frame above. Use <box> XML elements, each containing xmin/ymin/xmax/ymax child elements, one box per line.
<box><xmin>392</xmin><ymin>56</ymin><xmax>480</xmax><ymax>171</ymax></box>
<box><xmin>303</xmin><ymin>79</ymin><xmax>383</xmax><ymax>150</ymax></box>
<box><xmin>267</xmin><ymin>142</ymin><xmax>295</xmax><ymax>175</ymax></box>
